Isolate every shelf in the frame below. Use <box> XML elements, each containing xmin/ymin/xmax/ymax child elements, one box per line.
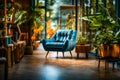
<box><xmin>0</xmin><ymin>0</ymin><xmax>14</xmax><ymax>45</ymax></box>
<box><xmin>6</xmin><ymin>21</ymin><xmax>13</xmax><ymax>24</ymax></box>
<box><xmin>0</xmin><ymin>21</ymin><xmax>13</xmax><ymax>24</ymax></box>
<box><xmin>60</xmin><ymin>5</ymin><xmax>76</xmax><ymax>10</ymax></box>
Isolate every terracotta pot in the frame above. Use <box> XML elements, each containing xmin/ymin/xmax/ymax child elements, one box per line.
<box><xmin>100</xmin><ymin>44</ymin><xmax>120</xmax><ymax>58</ymax></box>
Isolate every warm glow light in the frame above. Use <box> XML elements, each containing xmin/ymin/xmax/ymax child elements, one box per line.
<box><xmin>47</xmin><ymin>12</ymin><xmax>50</xmax><ymax>17</ymax></box>
<box><xmin>46</xmin><ymin>19</ymin><xmax>59</xmax><ymax>39</ymax></box>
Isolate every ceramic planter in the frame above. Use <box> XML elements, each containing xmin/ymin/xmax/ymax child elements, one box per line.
<box><xmin>99</xmin><ymin>44</ymin><xmax>120</xmax><ymax>58</ymax></box>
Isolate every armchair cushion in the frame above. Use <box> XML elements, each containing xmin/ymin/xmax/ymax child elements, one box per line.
<box><xmin>46</xmin><ymin>42</ymin><xmax>65</xmax><ymax>49</ymax></box>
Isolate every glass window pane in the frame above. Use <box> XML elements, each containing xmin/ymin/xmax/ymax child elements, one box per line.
<box><xmin>38</xmin><ymin>0</ymin><xmax>45</xmax><ymax>6</ymax></box>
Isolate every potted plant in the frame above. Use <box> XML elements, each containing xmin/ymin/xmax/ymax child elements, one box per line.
<box><xmin>77</xmin><ymin>32</ymin><xmax>88</xmax><ymax>45</ymax></box>
<box><xmin>82</xmin><ymin>1</ymin><xmax>120</xmax><ymax>58</ymax></box>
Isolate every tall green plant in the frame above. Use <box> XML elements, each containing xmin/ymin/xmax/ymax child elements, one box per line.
<box><xmin>13</xmin><ymin>2</ymin><xmax>44</xmax><ymax>44</ymax></box>
<box><xmin>14</xmin><ymin>5</ymin><xmax>44</xmax><ymax>29</ymax></box>
<box><xmin>82</xmin><ymin>1</ymin><xmax>120</xmax><ymax>48</ymax></box>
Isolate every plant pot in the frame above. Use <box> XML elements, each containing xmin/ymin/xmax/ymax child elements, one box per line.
<box><xmin>99</xmin><ymin>44</ymin><xmax>120</xmax><ymax>58</ymax></box>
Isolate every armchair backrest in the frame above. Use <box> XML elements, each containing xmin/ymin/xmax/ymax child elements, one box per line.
<box><xmin>52</xmin><ymin>30</ymin><xmax>77</xmax><ymax>42</ymax></box>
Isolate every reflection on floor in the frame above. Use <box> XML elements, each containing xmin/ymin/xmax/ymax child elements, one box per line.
<box><xmin>2</xmin><ymin>44</ymin><xmax>120</xmax><ymax>80</ymax></box>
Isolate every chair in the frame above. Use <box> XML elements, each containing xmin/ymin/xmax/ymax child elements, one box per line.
<box><xmin>98</xmin><ymin>44</ymin><xmax>120</xmax><ymax>70</ymax></box>
<box><xmin>17</xmin><ymin>25</ymin><xmax>28</xmax><ymax>42</ymax></box>
<box><xmin>0</xmin><ymin>38</ymin><xmax>8</xmax><ymax>80</ymax></box>
<box><xmin>0</xmin><ymin>47</ymin><xmax>8</xmax><ymax>80</ymax></box>
<box><xmin>42</xmin><ymin>29</ymin><xmax>77</xmax><ymax>58</ymax></box>
<box><xmin>89</xmin><ymin>45</ymin><xmax>120</xmax><ymax>70</ymax></box>
<box><xmin>98</xmin><ymin>56</ymin><xmax>120</xmax><ymax>70</ymax></box>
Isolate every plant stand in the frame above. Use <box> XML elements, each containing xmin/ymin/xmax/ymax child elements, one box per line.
<box><xmin>75</xmin><ymin>44</ymin><xmax>91</xmax><ymax>58</ymax></box>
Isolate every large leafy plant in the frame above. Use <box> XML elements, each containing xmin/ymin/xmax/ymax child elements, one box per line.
<box><xmin>82</xmin><ymin>1</ymin><xmax>120</xmax><ymax>48</ymax></box>
<box><xmin>14</xmin><ymin>3</ymin><xmax>44</xmax><ymax>30</ymax></box>
<box><xmin>14</xmin><ymin>3</ymin><xmax>44</xmax><ymax>42</ymax></box>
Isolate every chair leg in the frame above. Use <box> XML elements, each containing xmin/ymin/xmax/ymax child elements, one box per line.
<box><xmin>105</xmin><ymin>60</ymin><xmax>108</xmax><ymax>70</ymax></box>
<box><xmin>4</xmin><ymin>61</ymin><xmax>8</xmax><ymax>80</ymax></box>
<box><xmin>112</xmin><ymin>62</ymin><xmax>115</xmax><ymax>70</ymax></box>
<box><xmin>62</xmin><ymin>52</ymin><xmax>64</xmax><ymax>57</ymax></box>
<box><xmin>57</xmin><ymin>51</ymin><xmax>58</xmax><ymax>58</ymax></box>
<box><xmin>45</xmin><ymin>51</ymin><xmax>49</xmax><ymax>58</ymax></box>
<box><xmin>69</xmin><ymin>51</ymin><xmax>72</xmax><ymax>57</ymax></box>
<box><xmin>98</xmin><ymin>57</ymin><xmax>101</xmax><ymax>69</ymax></box>
<box><xmin>98</xmin><ymin>58</ymin><xmax>100</xmax><ymax>69</ymax></box>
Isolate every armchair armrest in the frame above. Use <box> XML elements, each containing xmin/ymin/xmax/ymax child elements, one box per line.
<box><xmin>42</xmin><ymin>36</ymin><xmax>56</xmax><ymax>50</ymax></box>
<box><xmin>64</xmin><ymin>39</ymin><xmax>76</xmax><ymax>51</ymax></box>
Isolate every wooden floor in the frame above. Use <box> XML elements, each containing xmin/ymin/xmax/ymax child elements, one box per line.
<box><xmin>1</xmin><ymin>44</ymin><xmax>120</xmax><ymax>80</ymax></box>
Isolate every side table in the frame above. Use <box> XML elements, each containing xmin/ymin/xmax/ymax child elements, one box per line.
<box><xmin>75</xmin><ymin>44</ymin><xmax>91</xmax><ymax>58</ymax></box>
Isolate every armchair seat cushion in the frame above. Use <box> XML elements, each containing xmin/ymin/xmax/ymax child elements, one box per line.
<box><xmin>46</xmin><ymin>42</ymin><xmax>65</xmax><ymax>49</ymax></box>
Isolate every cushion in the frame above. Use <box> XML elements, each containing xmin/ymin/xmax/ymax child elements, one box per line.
<box><xmin>46</xmin><ymin>42</ymin><xmax>65</xmax><ymax>49</ymax></box>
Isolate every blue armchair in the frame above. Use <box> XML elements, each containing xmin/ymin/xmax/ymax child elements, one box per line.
<box><xmin>42</xmin><ymin>29</ymin><xmax>77</xmax><ymax>58</ymax></box>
